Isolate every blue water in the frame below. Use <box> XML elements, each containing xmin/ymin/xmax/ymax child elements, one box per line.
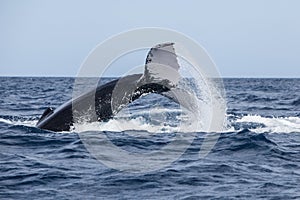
<box><xmin>0</xmin><ymin>77</ymin><xmax>300</xmax><ymax>199</ymax></box>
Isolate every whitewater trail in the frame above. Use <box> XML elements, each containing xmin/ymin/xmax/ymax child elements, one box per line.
<box><xmin>236</xmin><ymin>115</ymin><xmax>300</xmax><ymax>133</ymax></box>
<box><xmin>1</xmin><ymin>114</ymin><xmax>300</xmax><ymax>134</ymax></box>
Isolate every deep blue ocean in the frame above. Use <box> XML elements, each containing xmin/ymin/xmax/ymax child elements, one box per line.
<box><xmin>0</xmin><ymin>77</ymin><xmax>300</xmax><ymax>199</ymax></box>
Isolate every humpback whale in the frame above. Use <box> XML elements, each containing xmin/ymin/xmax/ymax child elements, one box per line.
<box><xmin>36</xmin><ymin>42</ymin><xmax>182</xmax><ymax>132</ymax></box>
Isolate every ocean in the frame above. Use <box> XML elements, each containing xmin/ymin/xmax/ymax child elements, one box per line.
<box><xmin>0</xmin><ymin>77</ymin><xmax>299</xmax><ymax>199</ymax></box>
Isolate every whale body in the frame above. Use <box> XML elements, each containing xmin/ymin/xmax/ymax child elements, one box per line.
<box><xmin>36</xmin><ymin>42</ymin><xmax>181</xmax><ymax>132</ymax></box>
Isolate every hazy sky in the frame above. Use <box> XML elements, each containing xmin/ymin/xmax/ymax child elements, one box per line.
<box><xmin>1</xmin><ymin>0</ymin><xmax>300</xmax><ymax>77</ymax></box>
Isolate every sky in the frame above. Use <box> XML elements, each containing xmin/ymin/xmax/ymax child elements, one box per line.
<box><xmin>0</xmin><ymin>0</ymin><xmax>300</xmax><ymax>78</ymax></box>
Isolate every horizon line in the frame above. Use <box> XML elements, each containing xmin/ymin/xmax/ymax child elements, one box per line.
<box><xmin>0</xmin><ymin>75</ymin><xmax>299</xmax><ymax>79</ymax></box>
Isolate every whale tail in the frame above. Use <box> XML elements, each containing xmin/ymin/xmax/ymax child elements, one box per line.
<box><xmin>109</xmin><ymin>42</ymin><xmax>183</xmax><ymax>115</ymax></box>
<box><xmin>37</xmin><ymin>42</ymin><xmax>183</xmax><ymax>131</ymax></box>
<box><xmin>138</xmin><ymin>42</ymin><xmax>181</xmax><ymax>88</ymax></box>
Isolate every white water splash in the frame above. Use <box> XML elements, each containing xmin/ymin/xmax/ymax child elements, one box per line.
<box><xmin>2</xmin><ymin>114</ymin><xmax>299</xmax><ymax>134</ymax></box>
<box><xmin>72</xmin><ymin>117</ymin><xmax>177</xmax><ymax>134</ymax></box>
<box><xmin>236</xmin><ymin>115</ymin><xmax>300</xmax><ymax>133</ymax></box>
<box><xmin>72</xmin><ymin>106</ymin><xmax>198</xmax><ymax>134</ymax></box>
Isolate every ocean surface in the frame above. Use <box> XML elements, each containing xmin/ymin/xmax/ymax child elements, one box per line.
<box><xmin>0</xmin><ymin>77</ymin><xmax>300</xmax><ymax>199</ymax></box>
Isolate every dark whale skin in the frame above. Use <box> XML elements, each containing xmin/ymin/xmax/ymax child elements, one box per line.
<box><xmin>36</xmin><ymin>74</ymin><xmax>170</xmax><ymax>132</ymax></box>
